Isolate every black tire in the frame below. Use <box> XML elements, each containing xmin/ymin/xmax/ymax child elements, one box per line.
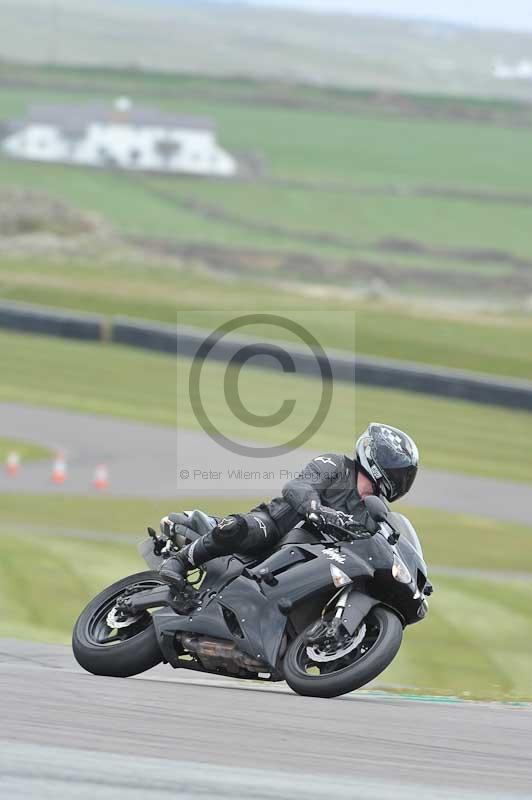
<box><xmin>283</xmin><ymin>606</ymin><xmax>402</xmax><ymax>698</ymax></box>
<box><xmin>72</xmin><ymin>571</ymin><xmax>164</xmax><ymax>678</ymax></box>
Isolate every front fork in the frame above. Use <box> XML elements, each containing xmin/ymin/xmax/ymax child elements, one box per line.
<box><xmin>304</xmin><ymin>587</ymin><xmax>351</xmax><ymax>645</ymax></box>
<box><xmin>305</xmin><ymin>588</ymin><xmax>377</xmax><ymax>645</ymax></box>
<box><xmin>333</xmin><ymin>588</ymin><xmax>350</xmax><ymax>621</ymax></box>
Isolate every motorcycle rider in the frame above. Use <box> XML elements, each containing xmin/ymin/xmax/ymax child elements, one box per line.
<box><xmin>159</xmin><ymin>422</ymin><xmax>419</xmax><ymax>592</ymax></box>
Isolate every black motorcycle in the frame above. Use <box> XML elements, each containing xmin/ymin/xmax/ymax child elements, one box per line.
<box><xmin>72</xmin><ymin>496</ymin><xmax>432</xmax><ymax>698</ymax></box>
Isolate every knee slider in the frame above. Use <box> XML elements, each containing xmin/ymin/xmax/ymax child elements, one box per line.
<box><xmin>212</xmin><ymin>514</ymin><xmax>248</xmax><ymax>547</ymax></box>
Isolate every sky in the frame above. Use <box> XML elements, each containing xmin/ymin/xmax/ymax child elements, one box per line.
<box><xmin>236</xmin><ymin>0</ymin><xmax>532</xmax><ymax>32</ymax></box>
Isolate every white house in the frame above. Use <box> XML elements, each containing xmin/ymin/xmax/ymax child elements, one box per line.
<box><xmin>0</xmin><ymin>98</ymin><xmax>238</xmax><ymax>177</ymax></box>
<box><xmin>492</xmin><ymin>60</ymin><xmax>532</xmax><ymax>81</ymax></box>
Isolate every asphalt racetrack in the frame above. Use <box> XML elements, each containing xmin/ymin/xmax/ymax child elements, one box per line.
<box><xmin>1</xmin><ymin>403</ymin><xmax>530</xmax><ymax>525</ymax></box>
<box><xmin>1</xmin><ymin>640</ymin><xmax>531</xmax><ymax>800</ymax></box>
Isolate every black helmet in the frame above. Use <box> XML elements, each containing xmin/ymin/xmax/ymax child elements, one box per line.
<box><xmin>355</xmin><ymin>422</ymin><xmax>419</xmax><ymax>502</ymax></box>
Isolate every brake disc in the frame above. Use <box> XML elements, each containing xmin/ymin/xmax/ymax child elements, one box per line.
<box><xmin>306</xmin><ymin>623</ymin><xmax>367</xmax><ymax>663</ymax></box>
<box><xmin>106</xmin><ymin>605</ymin><xmax>143</xmax><ymax>629</ymax></box>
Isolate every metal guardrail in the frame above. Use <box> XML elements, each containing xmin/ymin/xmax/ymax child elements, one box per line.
<box><xmin>2</xmin><ymin>301</ymin><xmax>532</xmax><ymax>412</ymax></box>
<box><xmin>112</xmin><ymin>317</ymin><xmax>176</xmax><ymax>354</ymax></box>
<box><xmin>0</xmin><ymin>300</ymin><xmax>103</xmax><ymax>341</ymax></box>
<box><xmin>113</xmin><ymin>318</ymin><xmax>532</xmax><ymax>411</ymax></box>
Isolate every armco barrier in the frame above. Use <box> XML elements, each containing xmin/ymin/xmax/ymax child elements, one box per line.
<box><xmin>354</xmin><ymin>354</ymin><xmax>532</xmax><ymax>411</ymax></box>
<box><xmin>2</xmin><ymin>302</ymin><xmax>532</xmax><ymax>412</ymax></box>
<box><xmin>112</xmin><ymin>318</ymin><xmax>177</xmax><ymax>354</ymax></box>
<box><xmin>112</xmin><ymin>318</ymin><xmax>532</xmax><ymax>412</ymax></box>
<box><xmin>0</xmin><ymin>301</ymin><xmax>103</xmax><ymax>341</ymax></box>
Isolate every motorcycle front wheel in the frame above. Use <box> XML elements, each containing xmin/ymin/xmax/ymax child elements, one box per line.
<box><xmin>283</xmin><ymin>605</ymin><xmax>402</xmax><ymax>698</ymax></box>
<box><xmin>72</xmin><ymin>570</ymin><xmax>165</xmax><ymax>678</ymax></box>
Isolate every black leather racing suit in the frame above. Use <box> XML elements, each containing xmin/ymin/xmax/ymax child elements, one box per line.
<box><xmin>265</xmin><ymin>452</ymin><xmax>369</xmax><ymax>535</ymax></box>
<box><xmin>185</xmin><ymin>453</ymin><xmax>371</xmax><ymax>563</ymax></box>
<box><xmin>162</xmin><ymin>451</ymin><xmax>428</xmax><ymax>594</ymax></box>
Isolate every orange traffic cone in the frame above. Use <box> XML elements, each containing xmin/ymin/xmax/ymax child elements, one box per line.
<box><xmin>93</xmin><ymin>464</ymin><xmax>109</xmax><ymax>491</ymax></box>
<box><xmin>5</xmin><ymin>451</ymin><xmax>20</xmax><ymax>477</ymax></box>
<box><xmin>52</xmin><ymin>452</ymin><xmax>67</xmax><ymax>485</ymax></box>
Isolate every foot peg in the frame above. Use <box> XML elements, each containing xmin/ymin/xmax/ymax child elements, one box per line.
<box><xmin>169</xmin><ymin>582</ymin><xmax>200</xmax><ymax>615</ymax></box>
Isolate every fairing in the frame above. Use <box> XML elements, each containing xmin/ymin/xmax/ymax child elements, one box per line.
<box><xmin>150</xmin><ymin>520</ymin><xmax>429</xmax><ymax>673</ymax></box>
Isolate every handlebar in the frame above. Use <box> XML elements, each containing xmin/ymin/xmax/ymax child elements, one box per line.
<box><xmin>306</xmin><ymin>513</ymin><xmax>375</xmax><ymax>541</ymax></box>
<box><xmin>307</xmin><ymin>514</ymin><xmax>400</xmax><ymax>544</ymax></box>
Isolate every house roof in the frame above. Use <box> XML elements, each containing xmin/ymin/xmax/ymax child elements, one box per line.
<box><xmin>6</xmin><ymin>102</ymin><xmax>215</xmax><ymax>134</ymax></box>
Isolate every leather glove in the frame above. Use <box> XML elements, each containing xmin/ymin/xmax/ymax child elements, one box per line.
<box><xmin>160</xmin><ymin>515</ymin><xmax>177</xmax><ymax>537</ymax></box>
<box><xmin>160</xmin><ymin>514</ymin><xmax>180</xmax><ymax>539</ymax></box>
<box><xmin>160</xmin><ymin>513</ymin><xmax>190</xmax><ymax>540</ymax></box>
<box><xmin>307</xmin><ymin>503</ymin><xmax>356</xmax><ymax>529</ymax></box>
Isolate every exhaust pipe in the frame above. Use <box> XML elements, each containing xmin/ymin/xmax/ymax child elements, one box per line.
<box><xmin>181</xmin><ymin>634</ymin><xmax>263</xmax><ymax>672</ymax></box>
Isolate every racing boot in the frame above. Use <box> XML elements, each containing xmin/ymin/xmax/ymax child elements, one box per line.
<box><xmin>159</xmin><ymin>545</ymin><xmax>194</xmax><ymax>591</ymax></box>
<box><xmin>159</xmin><ymin>515</ymin><xmax>248</xmax><ymax>591</ymax></box>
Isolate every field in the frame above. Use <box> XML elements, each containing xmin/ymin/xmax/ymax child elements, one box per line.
<box><xmin>1</xmin><ymin>492</ymin><xmax>531</xmax><ymax>700</ymax></box>
<box><xmin>1</xmin><ymin>259</ymin><xmax>532</xmax><ymax>380</ymax></box>
<box><xmin>2</xmin><ymin>329</ymin><xmax>532</xmax><ymax>483</ymax></box>
<box><xmin>3</xmin><ymin>2</ymin><xmax>532</xmax><ymax>102</ymax></box>
<box><xmin>2</xmin><ymin>65</ymin><xmax>532</xmax><ymax>303</ymax></box>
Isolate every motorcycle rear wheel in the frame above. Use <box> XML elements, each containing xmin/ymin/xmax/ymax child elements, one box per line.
<box><xmin>283</xmin><ymin>605</ymin><xmax>402</xmax><ymax>698</ymax></box>
<box><xmin>72</xmin><ymin>570</ymin><xmax>164</xmax><ymax>678</ymax></box>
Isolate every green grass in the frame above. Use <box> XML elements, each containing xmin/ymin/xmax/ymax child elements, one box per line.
<box><xmin>0</xmin><ymin>437</ymin><xmax>51</xmax><ymax>464</ymax></box>
<box><xmin>4</xmin><ymin>6</ymin><xmax>532</xmax><ymax>105</ymax></box>
<box><xmin>1</xmin><ymin>492</ymin><xmax>531</xmax><ymax>574</ymax></box>
<box><xmin>0</xmin><ymin>493</ymin><xmax>240</xmax><ymax>537</ymax></box>
<box><xmin>1</xmin><ymin>154</ymin><xmax>531</xmax><ymax>274</ymax></box>
<box><xmin>2</xmin><ymin>259</ymin><xmax>532</xmax><ymax>380</ymax></box>
<box><xmin>1</xmin><ymin>492</ymin><xmax>531</xmax><ymax>699</ymax></box>
<box><xmin>0</xmin><ymin>158</ymin><xmax>279</xmax><ymax>252</ymax></box>
<box><xmin>0</xmin><ymin>493</ymin><xmax>237</xmax><ymax>642</ymax></box>
<box><xmin>1</xmin><ymin>68</ymin><xmax>532</xmax><ymax>299</ymax></box>
<box><xmin>3</xmin><ymin>76</ymin><xmax>532</xmax><ymax>190</ymax></box>
<box><xmin>0</xmin><ymin>532</ymin><xmax>144</xmax><ymax>642</ymax></box>
<box><xmin>0</xmin><ymin>329</ymin><xmax>177</xmax><ymax>425</ymax></box>
<box><xmin>13</xmin><ymin>62</ymin><xmax>532</xmax><ymax>112</ymax></box>
<box><xmin>398</xmin><ymin>505</ymin><xmax>532</xmax><ymax>573</ymax></box>
<box><xmin>385</xmin><ymin>574</ymin><xmax>532</xmax><ymax>701</ymax></box>
<box><xmin>1</xmin><ymin>329</ymin><xmax>532</xmax><ymax>484</ymax></box>
<box><xmin>146</xmin><ymin>175</ymin><xmax>532</xmax><ymax>262</ymax></box>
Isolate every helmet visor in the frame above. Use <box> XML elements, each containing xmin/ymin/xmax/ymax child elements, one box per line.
<box><xmin>379</xmin><ymin>463</ymin><xmax>418</xmax><ymax>501</ymax></box>
<box><xmin>369</xmin><ymin>426</ymin><xmax>418</xmax><ymax>501</ymax></box>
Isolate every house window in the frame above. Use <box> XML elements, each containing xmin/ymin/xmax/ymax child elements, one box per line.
<box><xmin>98</xmin><ymin>146</ymin><xmax>116</xmax><ymax>166</ymax></box>
<box><xmin>129</xmin><ymin>148</ymin><xmax>141</xmax><ymax>164</ymax></box>
<box><xmin>155</xmin><ymin>139</ymin><xmax>182</xmax><ymax>164</ymax></box>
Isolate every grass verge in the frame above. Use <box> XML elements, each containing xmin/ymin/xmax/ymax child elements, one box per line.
<box><xmin>1</xmin><ymin>258</ymin><xmax>532</xmax><ymax>380</ymax></box>
<box><xmin>0</xmin><ymin>494</ymin><xmax>238</xmax><ymax>537</ymax></box>
<box><xmin>0</xmin><ymin>437</ymin><xmax>51</xmax><ymax>464</ymax></box>
<box><xmin>386</xmin><ymin>573</ymin><xmax>532</xmax><ymax>701</ymax></box>
<box><xmin>1</xmin><ymin>330</ymin><xmax>531</xmax><ymax>484</ymax></box>
<box><xmin>1</xmin><ymin>493</ymin><xmax>531</xmax><ymax>574</ymax></box>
